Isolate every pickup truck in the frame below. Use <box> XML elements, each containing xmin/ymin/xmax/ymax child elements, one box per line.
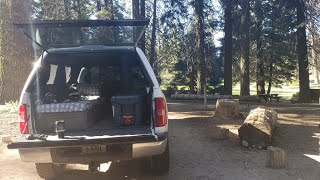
<box><xmin>7</xmin><ymin>19</ymin><xmax>169</xmax><ymax>179</ymax></box>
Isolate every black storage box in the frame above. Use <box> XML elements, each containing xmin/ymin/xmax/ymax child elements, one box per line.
<box><xmin>111</xmin><ymin>95</ymin><xmax>145</xmax><ymax>126</ymax></box>
<box><xmin>35</xmin><ymin>100</ymin><xmax>100</xmax><ymax>133</ymax></box>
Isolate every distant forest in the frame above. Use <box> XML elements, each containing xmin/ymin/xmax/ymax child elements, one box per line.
<box><xmin>0</xmin><ymin>0</ymin><xmax>319</xmax><ymax>103</ymax></box>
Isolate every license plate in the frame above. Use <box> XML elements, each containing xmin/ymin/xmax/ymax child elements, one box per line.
<box><xmin>82</xmin><ymin>145</ymin><xmax>106</xmax><ymax>154</ymax></box>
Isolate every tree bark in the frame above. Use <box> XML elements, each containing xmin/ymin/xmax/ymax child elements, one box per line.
<box><xmin>240</xmin><ymin>0</ymin><xmax>250</xmax><ymax>96</ymax></box>
<box><xmin>267</xmin><ymin>59</ymin><xmax>273</xmax><ymax>94</ymax></box>
<box><xmin>238</xmin><ymin>107</ymin><xmax>278</xmax><ymax>148</ymax></box>
<box><xmin>132</xmin><ymin>0</ymin><xmax>140</xmax><ymax>42</ymax></box>
<box><xmin>189</xmin><ymin>62</ymin><xmax>196</xmax><ymax>94</ymax></box>
<box><xmin>140</xmin><ymin>0</ymin><xmax>146</xmax><ymax>53</ymax></box>
<box><xmin>296</xmin><ymin>0</ymin><xmax>311</xmax><ymax>103</ymax></box>
<box><xmin>255</xmin><ymin>0</ymin><xmax>265</xmax><ymax>95</ymax></box>
<box><xmin>310</xmin><ymin>26</ymin><xmax>319</xmax><ymax>84</ymax></box>
<box><xmin>223</xmin><ymin>0</ymin><xmax>233</xmax><ymax>95</ymax></box>
<box><xmin>96</xmin><ymin>0</ymin><xmax>102</xmax><ymax>11</ymax></box>
<box><xmin>76</xmin><ymin>0</ymin><xmax>82</xmax><ymax>19</ymax></box>
<box><xmin>194</xmin><ymin>0</ymin><xmax>207</xmax><ymax>95</ymax></box>
<box><xmin>104</xmin><ymin>0</ymin><xmax>114</xmax><ymax>19</ymax></box>
<box><xmin>0</xmin><ymin>0</ymin><xmax>34</xmax><ymax>103</ymax></box>
<box><xmin>150</xmin><ymin>0</ymin><xmax>157</xmax><ymax>76</ymax></box>
<box><xmin>63</xmin><ymin>0</ymin><xmax>71</xmax><ymax>18</ymax></box>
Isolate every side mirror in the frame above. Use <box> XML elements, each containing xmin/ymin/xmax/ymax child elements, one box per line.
<box><xmin>156</xmin><ymin>76</ymin><xmax>162</xmax><ymax>85</ymax></box>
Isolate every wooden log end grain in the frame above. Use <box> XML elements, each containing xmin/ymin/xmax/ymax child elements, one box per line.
<box><xmin>266</xmin><ymin>146</ymin><xmax>286</xmax><ymax>169</ymax></box>
<box><xmin>214</xmin><ymin>99</ymin><xmax>240</xmax><ymax>119</ymax></box>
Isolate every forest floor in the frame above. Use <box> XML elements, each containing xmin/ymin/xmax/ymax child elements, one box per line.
<box><xmin>0</xmin><ymin>100</ymin><xmax>320</xmax><ymax>180</ymax></box>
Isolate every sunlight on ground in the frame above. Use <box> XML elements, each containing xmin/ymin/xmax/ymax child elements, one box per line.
<box><xmin>278</xmin><ymin>114</ymin><xmax>320</xmax><ymax>126</ymax></box>
<box><xmin>216</xmin><ymin>124</ymin><xmax>241</xmax><ymax>135</ymax></box>
<box><xmin>232</xmin><ymin>84</ymin><xmax>299</xmax><ymax>98</ymax></box>
<box><xmin>304</xmin><ymin>154</ymin><xmax>320</xmax><ymax>162</ymax></box>
<box><xmin>304</xmin><ymin>133</ymin><xmax>320</xmax><ymax>163</ymax></box>
<box><xmin>168</xmin><ymin>111</ymin><xmax>214</xmax><ymax>119</ymax></box>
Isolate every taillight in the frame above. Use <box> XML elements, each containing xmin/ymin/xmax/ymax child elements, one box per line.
<box><xmin>154</xmin><ymin>98</ymin><xmax>167</xmax><ymax>127</ymax></box>
<box><xmin>19</xmin><ymin>104</ymin><xmax>28</xmax><ymax>134</ymax></box>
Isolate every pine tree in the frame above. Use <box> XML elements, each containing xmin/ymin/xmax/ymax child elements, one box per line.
<box><xmin>296</xmin><ymin>0</ymin><xmax>311</xmax><ymax>102</ymax></box>
<box><xmin>0</xmin><ymin>0</ymin><xmax>34</xmax><ymax>102</ymax></box>
<box><xmin>223</xmin><ymin>0</ymin><xmax>233</xmax><ymax>95</ymax></box>
<box><xmin>150</xmin><ymin>0</ymin><xmax>157</xmax><ymax>76</ymax></box>
<box><xmin>193</xmin><ymin>0</ymin><xmax>207</xmax><ymax>94</ymax></box>
<box><xmin>254</xmin><ymin>0</ymin><xmax>265</xmax><ymax>95</ymax></box>
<box><xmin>239</xmin><ymin>0</ymin><xmax>250</xmax><ymax>96</ymax></box>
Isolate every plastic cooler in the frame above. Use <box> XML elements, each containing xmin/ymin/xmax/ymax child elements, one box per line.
<box><xmin>111</xmin><ymin>94</ymin><xmax>145</xmax><ymax>126</ymax></box>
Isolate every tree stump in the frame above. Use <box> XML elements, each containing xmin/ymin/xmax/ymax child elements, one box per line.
<box><xmin>266</xmin><ymin>146</ymin><xmax>286</xmax><ymax>168</ymax></box>
<box><xmin>238</xmin><ymin>107</ymin><xmax>277</xmax><ymax>148</ymax></box>
<box><xmin>214</xmin><ymin>99</ymin><xmax>240</xmax><ymax>119</ymax></box>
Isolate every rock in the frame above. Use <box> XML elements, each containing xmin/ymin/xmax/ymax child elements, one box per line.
<box><xmin>241</xmin><ymin>140</ymin><xmax>249</xmax><ymax>147</ymax></box>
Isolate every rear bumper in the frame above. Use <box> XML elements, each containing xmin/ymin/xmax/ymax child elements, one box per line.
<box><xmin>16</xmin><ymin>138</ymin><xmax>167</xmax><ymax>164</ymax></box>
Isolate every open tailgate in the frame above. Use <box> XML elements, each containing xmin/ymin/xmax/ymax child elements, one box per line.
<box><xmin>7</xmin><ymin>134</ymin><xmax>158</xmax><ymax>149</ymax></box>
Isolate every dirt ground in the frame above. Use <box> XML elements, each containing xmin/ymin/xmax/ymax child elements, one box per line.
<box><xmin>0</xmin><ymin>100</ymin><xmax>320</xmax><ymax>180</ymax></box>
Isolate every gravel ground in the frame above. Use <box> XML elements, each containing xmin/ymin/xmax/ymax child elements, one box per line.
<box><xmin>0</xmin><ymin>101</ymin><xmax>319</xmax><ymax>180</ymax></box>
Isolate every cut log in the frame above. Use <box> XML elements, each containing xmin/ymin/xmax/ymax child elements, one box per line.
<box><xmin>214</xmin><ymin>99</ymin><xmax>240</xmax><ymax>119</ymax></box>
<box><xmin>238</xmin><ymin>107</ymin><xmax>277</xmax><ymax>148</ymax></box>
<box><xmin>170</xmin><ymin>94</ymin><xmax>233</xmax><ymax>100</ymax></box>
<box><xmin>238</xmin><ymin>95</ymin><xmax>260</xmax><ymax>102</ymax></box>
<box><xmin>266</xmin><ymin>146</ymin><xmax>286</xmax><ymax>168</ymax></box>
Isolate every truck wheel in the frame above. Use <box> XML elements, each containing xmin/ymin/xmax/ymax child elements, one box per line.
<box><xmin>148</xmin><ymin>143</ymin><xmax>170</xmax><ymax>173</ymax></box>
<box><xmin>35</xmin><ymin>163</ymin><xmax>63</xmax><ymax>179</ymax></box>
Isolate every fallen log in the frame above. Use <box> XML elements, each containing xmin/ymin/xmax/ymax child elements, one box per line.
<box><xmin>238</xmin><ymin>107</ymin><xmax>277</xmax><ymax>148</ymax></box>
<box><xmin>214</xmin><ymin>99</ymin><xmax>240</xmax><ymax>119</ymax></box>
<box><xmin>170</xmin><ymin>94</ymin><xmax>233</xmax><ymax>101</ymax></box>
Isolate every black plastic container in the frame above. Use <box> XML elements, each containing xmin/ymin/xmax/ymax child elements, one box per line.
<box><xmin>111</xmin><ymin>94</ymin><xmax>145</xmax><ymax>126</ymax></box>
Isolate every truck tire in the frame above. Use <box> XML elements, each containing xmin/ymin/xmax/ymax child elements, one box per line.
<box><xmin>148</xmin><ymin>142</ymin><xmax>170</xmax><ymax>173</ymax></box>
<box><xmin>35</xmin><ymin>163</ymin><xmax>63</xmax><ymax>179</ymax></box>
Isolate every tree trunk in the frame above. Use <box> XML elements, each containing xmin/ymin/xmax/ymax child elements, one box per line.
<box><xmin>311</xmin><ymin>28</ymin><xmax>319</xmax><ymax>84</ymax></box>
<box><xmin>267</xmin><ymin>60</ymin><xmax>273</xmax><ymax>94</ymax></box>
<box><xmin>63</xmin><ymin>0</ymin><xmax>71</xmax><ymax>18</ymax></box>
<box><xmin>255</xmin><ymin>0</ymin><xmax>265</xmax><ymax>95</ymax></box>
<box><xmin>150</xmin><ymin>0</ymin><xmax>157</xmax><ymax>76</ymax></box>
<box><xmin>194</xmin><ymin>0</ymin><xmax>207</xmax><ymax>95</ymax></box>
<box><xmin>0</xmin><ymin>0</ymin><xmax>34</xmax><ymax>103</ymax></box>
<box><xmin>189</xmin><ymin>62</ymin><xmax>196</xmax><ymax>94</ymax></box>
<box><xmin>257</xmin><ymin>40</ymin><xmax>265</xmax><ymax>94</ymax></box>
<box><xmin>76</xmin><ymin>0</ymin><xmax>82</xmax><ymax>19</ymax></box>
<box><xmin>223</xmin><ymin>0</ymin><xmax>233</xmax><ymax>95</ymax></box>
<box><xmin>140</xmin><ymin>0</ymin><xmax>146</xmax><ymax>53</ymax></box>
<box><xmin>96</xmin><ymin>0</ymin><xmax>102</xmax><ymax>11</ymax></box>
<box><xmin>238</xmin><ymin>107</ymin><xmax>278</xmax><ymax>148</ymax></box>
<box><xmin>132</xmin><ymin>0</ymin><xmax>140</xmax><ymax>42</ymax></box>
<box><xmin>240</xmin><ymin>0</ymin><xmax>250</xmax><ymax>96</ymax></box>
<box><xmin>296</xmin><ymin>0</ymin><xmax>311</xmax><ymax>103</ymax></box>
<box><xmin>104</xmin><ymin>0</ymin><xmax>114</xmax><ymax>19</ymax></box>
